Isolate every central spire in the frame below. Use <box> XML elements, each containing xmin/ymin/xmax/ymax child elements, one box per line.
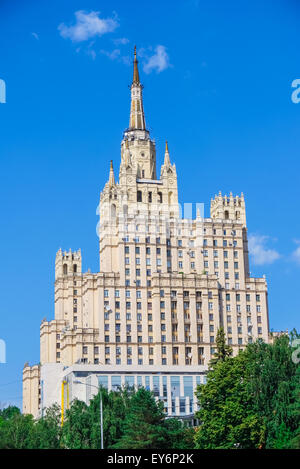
<box><xmin>129</xmin><ymin>46</ymin><xmax>146</xmax><ymax>132</ymax></box>
<box><xmin>133</xmin><ymin>45</ymin><xmax>140</xmax><ymax>84</ymax></box>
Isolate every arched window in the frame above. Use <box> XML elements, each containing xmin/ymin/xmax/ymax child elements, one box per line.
<box><xmin>137</xmin><ymin>191</ymin><xmax>142</xmax><ymax>202</ymax></box>
<box><xmin>158</xmin><ymin>192</ymin><xmax>163</xmax><ymax>203</ymax></box>
<box><xmin>224</xmin><ymin>210</ymin><xmax>229</xmax><ymax>220</ymax></box>
<box><xmin>73</xmin><ymin>264</ymin><xmax>77</xmax><ymax>273</ymax></box>
<box><xmin>63</xmin><ymin>264</ymin><xmax>68</xmax><ymax>275</ymax></box>
<box><xmin>236</xmin><ymin>211</ymin><xmax>240</xmax><ymax>219</ymax></box>
<box><xmin>148</xmin><ymin>192</ymin><xmax>152</xmax><ymax>203</ymax></box>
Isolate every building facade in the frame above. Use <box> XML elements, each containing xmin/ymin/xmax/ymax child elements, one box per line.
<box><xmin>23</xmin><ymin>48</ymin><xmax>270</xmax><ymax>419</ymax></box>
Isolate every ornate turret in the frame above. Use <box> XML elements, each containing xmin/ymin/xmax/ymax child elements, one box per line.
<box><xmin>210</xmin><ymin>191</ymin><xmax>246</xmax><ymax>226</ymax></box>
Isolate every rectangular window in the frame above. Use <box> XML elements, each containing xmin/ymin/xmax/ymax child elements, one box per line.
<box><xmin>111</xmin><ymin>376</ymin><xmax>121</xmax><ymax>391</ymax></box>
<box><xmin>98</xmin><ymin>376</ymin><xmax>108</xmax><ymax>389</ymax></box>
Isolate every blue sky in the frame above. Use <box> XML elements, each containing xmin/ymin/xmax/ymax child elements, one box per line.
<box><xmin>0</xmin><ymin>0</ymin><xmax>300</xmax><ymax>408</ymax></box>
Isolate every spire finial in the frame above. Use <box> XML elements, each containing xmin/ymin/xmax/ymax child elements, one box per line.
<box><xmin>109</xmin><ymin>160</ymin><xmax>115</xmax><ymax>187</ymax></box>
<box><xmin>133</xmin><ymin>45</ymin><xmax>140</xmax><ymax>84</ymax></box>
<box><xmin>164</xmin><ymin>140</ymin><xmax>171</xmax><ymax>166</ymax></box>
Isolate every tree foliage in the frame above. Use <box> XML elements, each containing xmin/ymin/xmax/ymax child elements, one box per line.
<box><xmin>195</xmin><ymin>332</ymin><xmax>300</xmax><ymax>449</ymax></box>
<box><xmin>0</xmin><ymin>332</ymin><xmax>298</xmax><ymax>449</ymax></box>
<box><xmin>210</xmin><ymin>327</ymin><xmax>233</xmax><ymax>367</ymax></box>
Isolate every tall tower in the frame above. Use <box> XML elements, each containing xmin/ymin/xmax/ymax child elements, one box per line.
<box><xmin>23</xmin><ymin>45</ymin><xmax>270</xmax><ymax>421</ymax></box>
<box><xmin>99</xmin><ymin>47</ymin><xmax>179</xmax><ymax>272</ymax></box>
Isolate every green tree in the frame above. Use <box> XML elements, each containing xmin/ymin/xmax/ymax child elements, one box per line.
<box><xmin>195</xmin><ymin>350</ymin><xmax>264</xmax><ymax>449</ymax></box>
<box><xmin>245</xmin><ymin>333</ymin><xmax>300</xmax><ymax>448</ymax></box>
<box><xmin>61</xmin><ymin>399</ymin><xmax>91</xmax><ymax>449</ymax></box>
<box><xmin>0</xmin><ymin>412</ymin><xmax>37</xmax><ymax>449</ymax></box>
<box><xmin>34</xmin><ymin>404</ymin><xmax>61</xmax><ymax>449</ymax></box>
<box><xmin>0</xmin><ymin>405</ymin><xmax>21</xmax><ymax>420</ymax></box>
<box><xmin>61</xmin><ymin>386</ymin><xmax>133</xmax><ymax>449</ymax></box>
<box><xmin>113</xmin><ymin>387</ymin><xmax>167</xmax><ymax>449</ymax></box>
<box><xmin>88</xmin><ymin>386</ymin><xmax>132</xmax><ymax>449</ymax></box>
<box><xmin>195</xmin><ymin>332</ymin><xmax>300</xmax><ymax>449</ymax></box>
<box><xmin>210</xmin><ymin>327</ymin><xmax>232</xmax><ymax>367</ymax></box>
<box><xmin>162</xmin><ymin>418</ymin><xmax>195</xmax><ymax>449</ymax></box>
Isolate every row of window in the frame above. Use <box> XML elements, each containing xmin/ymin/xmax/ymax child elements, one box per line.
<box><xmin>104</xmin><ymin>289</ymin><xmax>203</xmax><ymax>298</ymax></box>
<box><xmin>103</xmin><ymin>335</ymin><xmax>210</xmax><ymax>344</ymax></box>
<box><xmin>203</xmin><ymin>238</ymin><xmax>237</xmax><ymax>247</ymax></box>
<box><xmin>226</xmin><ymin>293</ymin><xmax>261</xmax><ymax>302</ymax></box>
<box><xmin>136</xmin><ymin>190</ymin><xmax>163</xmax><ymax>203</ymax></box>
<box><xmin>203</xmin><ymin>248</ymin><xmax>238</xmax><ymax>257</ymax></box>
<box><xmin>226</xmin><ymin>326</ymin><xmax>263</xmax><ymax>335</ymax></box>
<box><xmin>227</xmin><ymin>315</ymin><xmax>262</xmax><ymax>324</ymax></box>
<box><xmin>225</xmin><ymin>304</ymin><xmax>262</xmax><ymax>312</ymax></box>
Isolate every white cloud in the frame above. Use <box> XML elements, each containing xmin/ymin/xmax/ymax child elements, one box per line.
<box><xmin>87</xmin><ymin>49</ymin><xmax>96</xmax><ymax>60</ymax></box>
<box><xmin>58</xmin><ymin>10</ymin><xmax>118</xmax><ymax>42</ymax></box>
<box><xmin>248</xmin><ymin>235</ymin><xmax>280</xmax><ymax>265</ymax></box>
<box><xmin>143</xmin><ymin>45</ymin><xmax>171</xmax><ymax>74</ymax></box>
<box><xmin>121</xmin><ymin>55</ymin><xmax>131</xmax><ymax>66</ymax></box>
<box><xmin>113</xmin><ymin>37</ymin><xmax>129</xmax><ymax>46</ymax></box>
<box><xmin>292</xmin><ymin>240</ymin><xmax>300</xmax><ymax>265</ymax></box>
<box><xmin>100</xmin><ymin>48</ymin><xmax>121</xmax><ymax>60</ymax></box>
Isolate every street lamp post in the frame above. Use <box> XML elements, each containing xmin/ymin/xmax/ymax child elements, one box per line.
<box><xmin>74</xmin><ymin>380</ymin><xmax>104</xmax><ymax>449</ymax></box>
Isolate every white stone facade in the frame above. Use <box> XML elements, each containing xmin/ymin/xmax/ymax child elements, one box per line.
<box><xmin>23</xmin><ymin>49</ymin><xmax>270</xmax><ymax>418</ymax></box>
